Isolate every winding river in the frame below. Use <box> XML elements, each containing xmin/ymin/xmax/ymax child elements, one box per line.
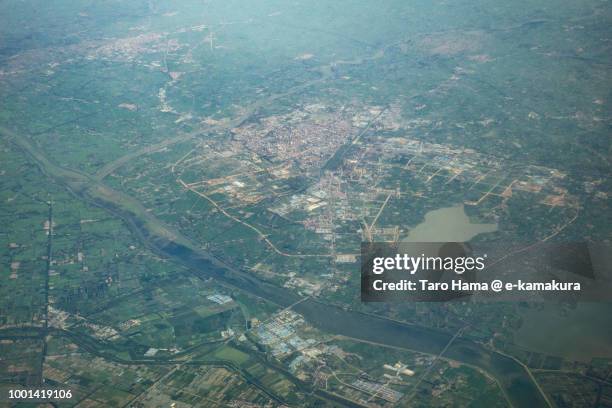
<box><xmin>4</xmin><ymin>127</ymin><xmax>549</xmax><ymax>408</ymax></box>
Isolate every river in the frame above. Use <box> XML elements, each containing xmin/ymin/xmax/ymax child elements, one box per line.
<box><xmin>5</xmin><ymin>128</ymin><xmax>549</xmax><ymax>407</ymax></box>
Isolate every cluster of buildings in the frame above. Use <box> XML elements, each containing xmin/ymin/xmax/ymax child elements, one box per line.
<box><xmin>351</xmin><ymin>378</ymin><xmax>404</xmax><ymax>403</ymax></box>
<box><xmin>365</xmin><ymin>136</ymin><xmax>576</xmax><ymax>208</ymax></box>
<box><xmin>231</xmin><ymin>108</ymin><xmax>355</xmax><ymax>171</ymax></box>
<box><xmin>207</xmin><ymin>293</ymin><xmax>233</xmax><ymax>305</ymax></box>
<box><xmin>254</xmin><ymin>311</ymin><xmax>316</xmax><ymax>358</ymax></box>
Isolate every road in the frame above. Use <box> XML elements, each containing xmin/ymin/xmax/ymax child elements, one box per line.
<box><xmin>2</xmin><ymin>125</ymin><xmax>550</xmax><ymax>407</ymax></box>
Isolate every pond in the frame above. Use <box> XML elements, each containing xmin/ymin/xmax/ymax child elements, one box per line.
<box><xmin>404</xmin><ymin>204</ymin><xmax>498</xmax><ymax>242</ymax></box>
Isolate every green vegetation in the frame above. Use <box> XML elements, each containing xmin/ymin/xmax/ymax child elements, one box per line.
<box><xmin>1</xmin><ymin>0</ymin><xmax>610</xmax><ymax>406</ymax></box>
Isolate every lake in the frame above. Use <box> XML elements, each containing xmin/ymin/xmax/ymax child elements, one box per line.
<box><xmin>404</xmin><ymin>204</ymin><xmax>498</xmax><ymax>242</ymax></box>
